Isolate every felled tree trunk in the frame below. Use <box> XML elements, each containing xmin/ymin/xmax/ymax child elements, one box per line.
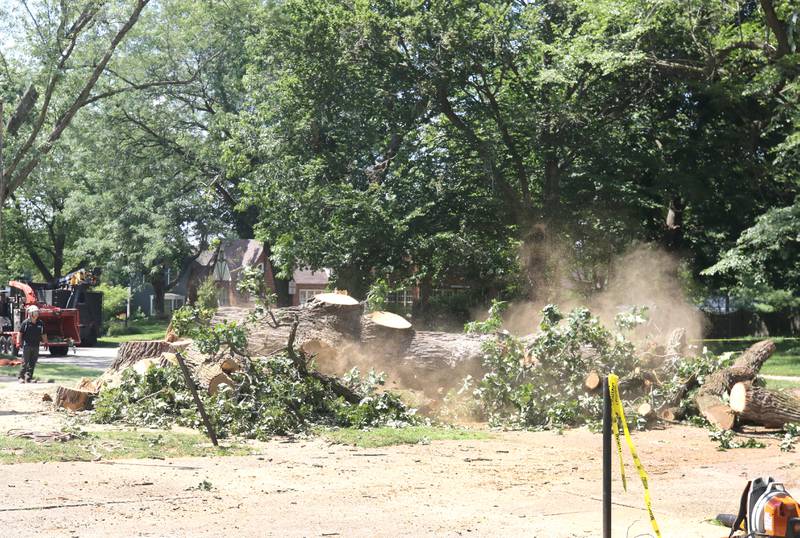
<box><xmin>730</xmin><ymin>382</ymin><xmax>800</xmax><ymax>429</ymax></box>
<box><xmin>213</xmin><ymin>302</ymin><xmax>490</xmax><ymax>396</ymax></box>
<box><xmin>695</xmin><ymin>340</ymin><xmax>775</xmax><ymax>430</ymax></box>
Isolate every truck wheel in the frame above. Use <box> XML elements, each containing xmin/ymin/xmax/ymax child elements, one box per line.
<box><xmin>49</xmin><ymin>345</ymin><xmax>69</xmax><ymax>357</ymax></box>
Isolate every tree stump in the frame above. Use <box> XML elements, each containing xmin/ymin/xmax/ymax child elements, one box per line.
<box><xmin>111</xmin><ymin>340</ymin><xmax>175</xmax><ymax>371</ymax></box>
<box><xmin>55</xmin><ymin>386</ymin><xmax>95</xmax><ymax>411</ymax></box>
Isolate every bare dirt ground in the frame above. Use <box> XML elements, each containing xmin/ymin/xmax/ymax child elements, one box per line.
<box><xmin>0</xmin><ymin>382</ymin><xmax>796</xmax><ymax>537</ymax></box>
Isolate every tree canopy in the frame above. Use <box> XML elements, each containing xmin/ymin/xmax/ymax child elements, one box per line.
<box><xmin>0</xmin><ymin>0</ymin><xmax>797</xmax><ymax>318</ymax></box>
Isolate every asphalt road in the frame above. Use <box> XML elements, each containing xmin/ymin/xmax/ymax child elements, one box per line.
<box><xmin>36</xmin><ymin>344</ymin><xmax>118</xmax><ymax>370</ymax></box>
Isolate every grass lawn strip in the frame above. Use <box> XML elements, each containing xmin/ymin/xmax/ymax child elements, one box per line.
<box><xmin>98</xmin><ymin>318</ymin><xmax>170</xmax><ymax>345</ymax></box>
<box><xmin>701</xmin><ymin>337</ymin><xmax>800</xmax><ymax>377</ymax></box>
<box><xmin>318</xmin><ymin>426</ymin><xmax>491</xmax><ymax>448</ymax></box>
<box><xmin>0</xmin><ymin>363</ymin><xmax>104</xmax><ymax>383</ymax></box>
<box><xmin>0</xmin><ymin>430</ymin><xmax>251</xmax><ymax>464</ymax></box>
<box><xmin>764</xmin><ymin>378</ymin><xmax>800</xmax><ymax>391</ymax></box>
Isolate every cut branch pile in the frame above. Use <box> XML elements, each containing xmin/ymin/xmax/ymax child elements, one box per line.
<box><xmin>580</xmin><ymin>337</ymin><xmax>794</xmax><ymax>431</ymax></box>
<box><xmin>71</xmin><ymin>298</ymin><xmax>796</xmax><ymax>436</ymax></box>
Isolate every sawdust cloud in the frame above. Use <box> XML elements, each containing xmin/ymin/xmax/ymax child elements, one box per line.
<box><xmin>503</xmin><ymin>243</ymin><xmax>706</xmax><ymax>343</ymax></box>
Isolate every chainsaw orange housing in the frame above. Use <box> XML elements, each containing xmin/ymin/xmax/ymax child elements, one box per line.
<box><xmin>764</xmin><ymin>494</ymin><xmax>800</xmax><ymax>537</ymax></box>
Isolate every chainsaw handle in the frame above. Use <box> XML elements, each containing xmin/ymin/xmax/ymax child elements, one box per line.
<box><xmin>716</xmin><ymin>513</ymin><xmax>738</xmax><ymax>528</ymax></box>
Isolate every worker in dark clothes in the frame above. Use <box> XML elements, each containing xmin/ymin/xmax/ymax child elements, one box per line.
<box><xmin>18</xmin><ymin>306</ymin><xmax>48</xmax><ymax>383</ymax></box>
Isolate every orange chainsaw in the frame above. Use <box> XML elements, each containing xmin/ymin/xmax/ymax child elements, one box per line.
<box><xmin>718</xmin><ymin>477</ymin><xmax>800</xmax><ymax>538</ymax></box>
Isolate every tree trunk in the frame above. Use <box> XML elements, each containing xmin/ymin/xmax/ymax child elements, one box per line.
<box><xmin>665</xmin><ymin>195</ymin><xmax>684</xmax><ymax>250</ymax></box>
<box><xmin>111</xmin><ymin>340</ymin><xmax>176</xmax><ymax>371</ymax></box>
<box><xmin>730</xmin><ymin>382</ymin><xmax>800</xmax><ymax>429</ymax></box>
<box><xmin>52</xmin><ymin>230</ymin><xmax>65</xmax><ymax>280</ymax></box>
<box><xmin>151</xmin><ymin>273</ymin><xmax>166</xmax><ymax>317</ymax></box>
<box><xmin>213</xmin><ymin>302</ymin><xmax>489</xmax><ymax>396</ymax></box>
<box><xmin>694</xmin><ymin>340</ymin><xmax>775</xmax><ymax>429</ymax></box>
<box><xmin>273</xmin><ymin>276</ymin><xmax>291</xmax><ymax>308</ymax></box>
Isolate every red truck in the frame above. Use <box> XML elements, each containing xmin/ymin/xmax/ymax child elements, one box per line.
<box><xmin>0</xmin><ymin>280</ymin><xmax>81</xmax><ymax>357</ymax></box>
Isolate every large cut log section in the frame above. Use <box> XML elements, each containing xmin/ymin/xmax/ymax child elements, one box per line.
<box><xmin>213</xmin><ymin>301</ymin><xmax>489</xmax><ymax>395</ymax></box>
<box><xmin>730</xmin><ymin>382</ymin><xmax>800</xmax><ymax>429</ymax></box>
<box><xmin>694</xmin><ymin>340</ymin><xmax>776</xmax><ymax>429</ymax></box>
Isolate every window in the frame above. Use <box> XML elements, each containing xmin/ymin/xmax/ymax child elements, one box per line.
<box><xmin>387</xmin><ymin>288</ymin><xmax>414</xmax><ymax>308</ymax></box>
<box><xmin>299</xmin><ymin>288</ymin><xmax>325</xmax><ymax>303</ymax></box>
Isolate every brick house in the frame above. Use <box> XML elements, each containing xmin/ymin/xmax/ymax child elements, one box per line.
<box><xmin>187</xmin><ymin>239</ymin><xmax>333</xmax><ymax>307</ymax></box>
<box><xmin>289</xmin><ymin>268</ymin><xmax>332</xmax><ymax>305</ymax></box>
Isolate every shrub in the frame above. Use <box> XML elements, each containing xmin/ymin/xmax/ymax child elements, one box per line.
<box><xmin>95</xmin><ymin>283</ymin><xmax>129</xmax><ymax>321</ymax></box>
<box><xmin>104</xmin><ymin>322</ymin><xmax>142</xmax><ymax>337</ymax></box>
<box><xmin>196</xmin><ymin>276</ymin><xmax>219</xmax><ymax>310</ymax></box>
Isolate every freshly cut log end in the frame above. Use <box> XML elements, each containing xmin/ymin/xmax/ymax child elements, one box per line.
<box><xmin>695</xmin><ymin>340</ymin><xmax>776</xmax><ymax>431</ymax></box>
<box><xmin>637</xmin><ymin>403</ymin><xmax>654</xmax><ymax>419</ymax></box>
<box><xmin>696</xmin><ymin>395</ymin><xmax>736</xmax><ymax>430</ymax></box>
<box><xmin>220</xmin><ymin>357</ymin><xmax>242</xmax><ymax>374</ymax></box>
<box><xmin>314</xmin><ymin>292</ymin><xmax>359</xmax><ymax>306</ymax></box>
<box><xmin>584</xmin><ymin>371</ymin><xmax>601</xmax><ymax>392</ymax></box>
<box><xmin>730</xmin><ymin>382</ymin><xmax>800</xmax><ymax>429</ymax></box>
<box><xmin>196</xmin><ymin>363</ymin><xmax>236</xmax><ymax>395</ymax></box>
<box><xmin>55</xmin><ymin>386</ymin><xmax>95</xmax><ymax>411</ymax></box>
<box><xmin>76</xmin><ymin>377</ymin><xmax>101</xmax><ymax>393</ymax></box>
<box><xmin>729</xmin><ymin>382</ymin><xmax>748</xmax><ymax>413</ymax></box>
<box><xmin>658</xmin><ymin>406</ymin><xmax>684</xmax><ymax>422</ymax></box>
<box><xmin>368</xmin><ymin>311</ymin><xmax>412</xmax><ymax>330</ymax></box>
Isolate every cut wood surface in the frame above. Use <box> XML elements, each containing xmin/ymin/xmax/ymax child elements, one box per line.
<box><xmin>368</xmin><ymin>311</ymin><xmax>412</xmax><ymax>330</ymax></box>
<box><xmin>658</xmin><ymin>406</ymin><xmax>684</xmax><ymax>422</ymax></box>
<box><xmin>730</xmin><ymin>382</ymin><xmax>800</xmax><ymax>429</ymax></box>
<box><xmin>314</xmin><ymin>293</ymin><xmax>359</xmax><ymax>306</ymax></box>
<box><xmin>55</xmin><ymin>386</ymin><xmax>95</xmax><ymax>411</ymax></box>
<box><xmin>584</xmin><ymin>371</ymin><xmax>601</xmax><ymax>392</ymax></box>
<box><xmin>694</xmin><ymin>340</ymin><xmax>776</xmax><ymax>429</ymax></box>
<box><xmin>195</xmin><ymin>363</ymin><xmax>235</xmax><ymax>395</ymax></box>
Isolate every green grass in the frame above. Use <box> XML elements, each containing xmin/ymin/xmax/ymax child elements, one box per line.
<box><xmin>317</xmin><ymin>426</ymin><xmax>491</xmax><ymax>448</ymax></box>
<box><xmin>98</xmin><ymin>318</ymin><xmax>170</xmax><ymax>345</ymax></box>
<box><xmin>765</xmin><ymin>378</ymin><xmax>800</xmax><ymax>391</ymax></box>
<box><xmin>0</xmin><ymin>363</ymin><xmax>103</xmax><ymax>383</ymax></box>
<box><xmin>0</xmin><ymin>430</ymin><xmax>250</xmax><ymax>464</ymax></box>
<box><xmin>700</xmin><ymin>337</ymin><xmax>800</xmax><ymax>377</ymax></box>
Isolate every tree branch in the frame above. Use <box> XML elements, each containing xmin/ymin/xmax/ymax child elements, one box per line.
<box><xmin>5</xmin><ymin>0</ymin><xmax>151</xmax><ymax>198</ymax></box>
<box><xmin>759</xmin><ymin>0</ymin><xmax>791</xmax><ymax>58</ymax></box>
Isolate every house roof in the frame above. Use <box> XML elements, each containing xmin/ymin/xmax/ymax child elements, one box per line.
<box><xmin>292</xmin><ymin>267</ymin><xmax>331</xmax><ymax>285</ymax></box>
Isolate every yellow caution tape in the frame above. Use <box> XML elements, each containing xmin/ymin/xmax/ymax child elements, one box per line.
<box><xmin>608</xmin><ymin>374</ymin><xmax>662</xmax><ymax>538</ymax></box>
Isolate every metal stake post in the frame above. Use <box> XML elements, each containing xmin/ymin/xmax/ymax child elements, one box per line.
<box><xmin>603</xmin><ymin>376</ymin><xmax>612</xmax><ymax>538</ymax></box>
